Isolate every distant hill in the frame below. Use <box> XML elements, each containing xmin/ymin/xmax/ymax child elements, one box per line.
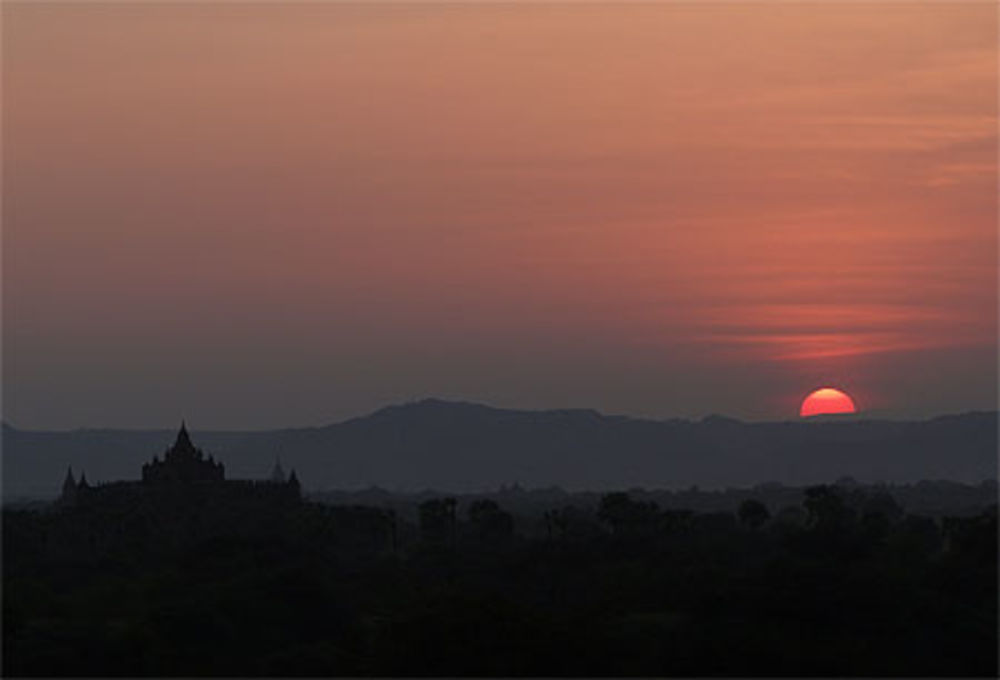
<box><xmin>3</xmin><ymin>400</ymin><xmax>997</xmax><ymax>499</ymax></box>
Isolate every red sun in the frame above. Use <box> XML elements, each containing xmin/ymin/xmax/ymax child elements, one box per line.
<box><xmin>800</xmin><ymin>387</ymin><xmax>857</xmax><ymax>418</ymax></box>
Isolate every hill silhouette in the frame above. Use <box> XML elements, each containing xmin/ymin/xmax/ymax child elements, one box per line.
<box><xmin>3</xmin><ymin>400</ymin><xmax>996</xmax><ymax>498</ymax></box>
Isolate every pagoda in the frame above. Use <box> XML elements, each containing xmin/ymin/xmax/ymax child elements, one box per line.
<box><xmin>142</xmin><ymin>421</ymin><xmax>225</xmax><ymax>484</ymax></box>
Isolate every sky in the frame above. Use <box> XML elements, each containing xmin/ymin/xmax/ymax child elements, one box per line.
<box><xmin>3</xmin><ymin>2</ymin><xmax>997</xmax><ymax>430</ymax></box>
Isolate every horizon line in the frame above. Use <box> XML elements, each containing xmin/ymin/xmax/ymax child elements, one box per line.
<box><xmin>3</xmin><ymin>397</ymin><xmax>997</xmax><ymax>434</ymax></box>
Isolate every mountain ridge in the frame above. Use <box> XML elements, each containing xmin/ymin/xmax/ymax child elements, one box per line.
<box><xmin>5</xmin><ymin>397</ymin><xmax>996</xmax><ymax>433</ymax></box>
<box><xmin>3</xmin><ymin>400</ymin><xmax>997</xmax><ymax>499</ymax></box>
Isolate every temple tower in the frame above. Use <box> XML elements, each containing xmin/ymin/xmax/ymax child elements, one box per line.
<box><xmin>142</xmin><ymin>422</ymin><xmax>225</xmax><ymax>483</ymax></box>
<box><xmin>270</xmin><ymin>456</ymin><xmax>287</xmax><ymax>484</ymax></box>
<box><xmin>59</xmin><ymin>466</ymin><xmax>77</xmax><ymax>506</ymax></box>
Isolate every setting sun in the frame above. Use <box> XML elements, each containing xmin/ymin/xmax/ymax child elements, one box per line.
<box><xmin>800</xmin><ymin>388</ymin><xmax>857</xmax><ymax>418</ymax></box>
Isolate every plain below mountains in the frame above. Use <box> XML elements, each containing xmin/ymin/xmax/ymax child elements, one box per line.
<box><xmin>2</xmin><ymin>399</ymin><xmax>997</xmax><ymax>500</ymax></box>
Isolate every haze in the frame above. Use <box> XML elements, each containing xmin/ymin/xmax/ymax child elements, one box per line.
<box><xmin>4</xmin><ymin>2</ymin><xmax>996</xmax><ymax>429</ymax></box>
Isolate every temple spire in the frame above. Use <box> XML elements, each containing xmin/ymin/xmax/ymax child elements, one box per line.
<box><xmin>270</xmin><ymin>454</ymin><xmax>286</xmax><ymax>484</ymax></box>
<box><xmin>60</xmin><ymin>466</ymin><xmax>78</xmax><ymax>505</ymax></box>
<box><xmin>62</xmin><ymin>466</ymin><xmax>76</xmax><ymax>492</ymax></box>
<box><xmin>174</xmin><ymin>420</ymin><xmax>194</xmax><ymax>451</ymax></box>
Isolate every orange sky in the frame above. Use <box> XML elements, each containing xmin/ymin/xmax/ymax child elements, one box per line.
<box><xmin>4</xmin><ymin>2</ymin><xmax>997</xmax><ymax>428</ymax></box>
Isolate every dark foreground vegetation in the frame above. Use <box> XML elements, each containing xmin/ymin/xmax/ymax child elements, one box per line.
<box><xmin>4</xmin><ymin>484</ymin><xmax>997</xmax><ymax>676</ymax></box>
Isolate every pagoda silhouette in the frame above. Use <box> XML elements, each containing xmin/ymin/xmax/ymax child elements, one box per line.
<box><xmin>59</xmin><ymin>422</ymin><xmax>300</xmax><ymax>507</ymax></box>
<box><xmin>142</xmin><ymin>421</ymin><xmax>225</xmax><ymax>484</ymax></box>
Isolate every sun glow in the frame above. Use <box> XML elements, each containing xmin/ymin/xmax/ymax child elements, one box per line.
<box><xmin>800</xmin><ymin>387</ymin><xmax>857</xmax><ymax>418</ymax></box>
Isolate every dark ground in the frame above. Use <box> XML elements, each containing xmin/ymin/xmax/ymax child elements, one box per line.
<box><xmin>3</xmin><ymin>483</ymin><xmax>997</xmax><ymax>676</ymax></box>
